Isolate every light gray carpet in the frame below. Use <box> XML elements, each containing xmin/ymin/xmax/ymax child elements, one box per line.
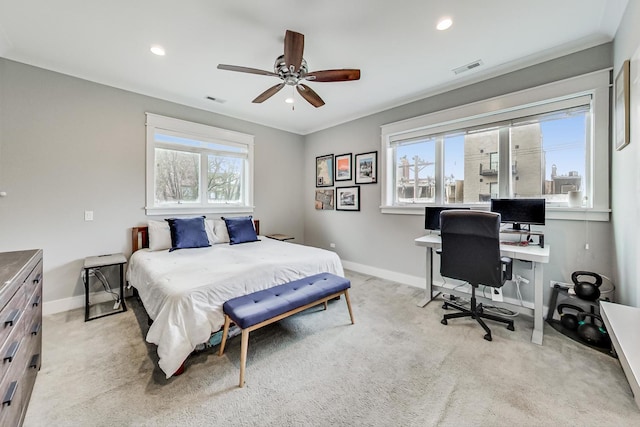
<box><xmin>24</xmin><ymin>271</ymin><xmax>640</xmax><ymax>426</ymax></box>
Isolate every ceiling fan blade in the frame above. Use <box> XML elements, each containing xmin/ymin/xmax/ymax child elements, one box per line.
<box><xmin>296</xmin><ymin>84</ymin><xmax>325</xmax><ymax>108</ymax></box>
<box><xmin>252</xmin><ymin>83</ymin><xmax>285</xmax><ymax>103</ymax></box>
<box><xmin>284</xmin><ymin>30</ymin><xmax>304</xmax><ymax>72</ymax></box>
<box><xmin>306</xmin><ymin>69</ymin><xmax>361</xmax><ymax>82</ymax></box>
<box><xmin>217</xmin><ymin>64</ymin><xmax>278</xmax><ymax>77</ymax></box>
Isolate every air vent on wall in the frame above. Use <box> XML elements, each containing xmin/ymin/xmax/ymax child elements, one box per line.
<box><xmin>452</xmin><ymin>59</ymin><xmax>484</xmax><ymax>75</ymax></box>
<box><xmin>205</xmin><ymin>96</ymin><xmax>226</xmax><ymax>103</ymax></box>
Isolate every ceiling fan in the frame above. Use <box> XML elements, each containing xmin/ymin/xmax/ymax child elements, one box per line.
<box><xmin>217</xmin><ymin>30</ymin><xmax>360</xmax><ymax>108</ymax></box>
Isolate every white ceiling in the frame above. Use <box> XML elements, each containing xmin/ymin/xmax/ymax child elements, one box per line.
<box><xmin>0</xmin><ymin>0</ymin><xmax>628</xmax><ymax>135</ymax></box>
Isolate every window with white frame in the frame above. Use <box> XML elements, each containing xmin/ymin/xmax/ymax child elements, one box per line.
<box><xmin>145</xmin><ymin>113</ymin><xmax>254</xmax><ymax>215</ymax></box>
<box><xmin>380</xmin><ymin>70</ymin><xmax>610</xmax><ymax>221</ymax></box>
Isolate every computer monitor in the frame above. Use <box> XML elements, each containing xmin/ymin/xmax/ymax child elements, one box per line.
<box><xmin>490</xmin><ymin>198</ymin><xmax>545</xmax><ymax>230</ymax></box>
<box><xmin>425</xmin><ymin>206</ymin><xmax>470</xmax><ymax>231</ymax></box>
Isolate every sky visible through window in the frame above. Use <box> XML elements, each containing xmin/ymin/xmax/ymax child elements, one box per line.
<box><xmin>396</xmin><ymin>114</ymin><xmax>585</xmax><ymax>182</ymax></box>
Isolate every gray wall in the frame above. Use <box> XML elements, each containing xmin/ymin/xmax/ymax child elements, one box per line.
<box><xmin>0</xmin><ymin>58</ymin><xmax>305</xmax><ymax>305</ymax></box>
<box><xmin>1</xmin><ymin>36</ymin><xmax>632</xmax><ymax>311</ymax></box>
<box><xmin>304</xmin><ymin>43</ymin><xmax>615</xmax><ymax>305</ymax></box>
<box><xmin>612</xmin><ymin>1</ymin><xmax>640</xmax><ymax>307</ymax></box>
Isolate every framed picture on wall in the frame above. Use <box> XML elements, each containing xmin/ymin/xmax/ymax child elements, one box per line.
<box><xmin>334</xmin><ymin>153</ymin><xmax>352</xmax><ymax>181</ymax></box>
<box><xmin>615</xmin><ymin>59</ymin><xmax>631</xmax><ymax>151</ymax></box>
<box><xmin>315</xmin><ymin>189</ymin><xmax>334</xmax><ymax>210</ymax></box>
<box><xmin>336</xmin><ymin>186</ymin><xmax>360</xmax><ymax>211</ymax></box>
<box><xmin>316</xmin><ymin>154</ymin><xmax>334</xmax><ymax>187</ymax></box>
<box><xmin>355</xmin><ymin>151</ymin><xmax>377</xmax><ymax>184</ymax></box>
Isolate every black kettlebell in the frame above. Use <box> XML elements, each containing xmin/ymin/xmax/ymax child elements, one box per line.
<box><xmin>576</xmin><ymin>312</ymin><xmax>611</xmax><ymax>348</ymax></box>
<box><xmin>571</xmin><ymin>271</ymin><xmax>603</xmax><ymax>301</ymax></box>
<box><xmin>557</xmin><ymin>303</ymin><xmax>584</xmax><ymax>330</ymax></box>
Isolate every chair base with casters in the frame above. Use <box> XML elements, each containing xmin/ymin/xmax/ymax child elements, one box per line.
<box><xmin>440</xmin><ymin>285</ymin><xmax>515</xmax><ymax>341</ymax></box>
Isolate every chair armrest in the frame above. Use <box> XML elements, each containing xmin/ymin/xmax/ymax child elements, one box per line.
<box><xmin>501</xmin><ymin>257</ymin><xmax>513</xmax><ymax>281</ymax></box>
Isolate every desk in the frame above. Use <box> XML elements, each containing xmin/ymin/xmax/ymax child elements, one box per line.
<box><xmin>415</xmin><ymin>234</ymin><xmax>550</xmax><ymax>345</ymax></box>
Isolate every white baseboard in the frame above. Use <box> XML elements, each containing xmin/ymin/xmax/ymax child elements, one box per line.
<box><xmin>341</xmin><ymin>260</ymin><xmax>425</xmax><ymax>289</ymax></box>
<box><xmin>43</xmin><ymin>290</ymin><xmax>122</xmax><ymax>316</ymax></box>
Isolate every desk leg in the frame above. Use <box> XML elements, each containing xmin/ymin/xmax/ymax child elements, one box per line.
<box><xmin>531</xmin><ymin>261</ymin><xmax>544</xmax><ymax>345</ymax></box>
<box><xmin>418</xmin><ymin>247</ymin><xmax>437</xmax><ymax>307</ymax></box>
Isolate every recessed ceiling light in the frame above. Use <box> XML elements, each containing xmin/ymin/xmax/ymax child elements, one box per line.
<box><xmin>436</xmin><ymin>17</ymin><xmax>453</xmax><ymax>31</ymax></box>
<box><xmin>150</xmin><ymin>45</ymin><xmax>166</xmax><ymax>56</ymax></box>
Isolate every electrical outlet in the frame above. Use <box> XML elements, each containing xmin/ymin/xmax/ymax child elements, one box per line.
<box><xmin>550</xmin><ymin>280</ymin><xmax>572</xmax><ymax>289</ymax></box>
<box><xmin>84</xmin><ymin>210</ymin><xmax>94</xmax><ymax>221</ymax></box>
<box><xmin>491</xmin><ymin>287</ymin><xmax>504</xmax><ymax>302</ymax></box>
<box><xmin>330</xmin><ymin>243</ymin><xmax>336</xmax><ymax>248</ymax></box>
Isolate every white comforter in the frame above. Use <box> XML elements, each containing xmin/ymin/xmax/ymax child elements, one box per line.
<box><xmin>126</xmin><ymin>238</ymin><xmax>344</xmax><ymax>378</ymax></box>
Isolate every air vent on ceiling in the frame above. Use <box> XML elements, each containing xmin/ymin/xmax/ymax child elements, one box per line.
<box><xmin>452</xmin><ymin>59</ymin><xmax>484</xmax><ymax>75</ymax></box>
<box><xmin>205</xmin><ymin>96</ymin><xmax>226</xmax><ymax>103</ymax></box>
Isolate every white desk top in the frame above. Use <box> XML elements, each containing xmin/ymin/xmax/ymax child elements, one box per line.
<box><xmin>414</xmin><ymin>234</ymin><xmax>550</xmax><ymax>263</ymax></box>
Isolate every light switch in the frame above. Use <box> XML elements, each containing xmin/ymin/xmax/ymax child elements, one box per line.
<box><xmin>84</xmin><ymin>210</ymin><xmax>94</xmax><ymax>221</ymax></box>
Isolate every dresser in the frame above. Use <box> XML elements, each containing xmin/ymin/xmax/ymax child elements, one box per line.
<box><xmin>0</xmin><ymin>250</ymin><xmax>43</xmax><ymax>427</ymax></box>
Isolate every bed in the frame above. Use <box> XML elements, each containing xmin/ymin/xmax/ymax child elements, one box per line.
<box><xmin>126</xmin><ymin>219</ymin><xmax>344</xmax><ymax>378</ymax></box>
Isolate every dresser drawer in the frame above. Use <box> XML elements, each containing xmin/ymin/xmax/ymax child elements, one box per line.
<box><xmin>0</xmin><ymin>291</ymin><xmax>26</xmax><ymax>357</ymax></box>
<box><xmin>23</xmin><ymin>282</ymin><xmax>42</xmax><ymax>336</ymax></box>
<box><xmin>0</xmin><ymin>329</ymin><xmax>28</xmax><ymax>386</ymax></box>
<box><xmin>0</xmin><ymin>379</ymin><xmax>22</xmax><ymax>427</ymax></box>
<box><xmin>20</xmin><ymin>336</ymin><xmax>41</xmax><ymax>414</ymax></box>
<box><xmin>0</xmin><ymin>347</ymin><xmax>26</xmax><ymax>427</ymax></box>
<box><xmin>22</xmin><ymin>260</ymin><xmax>42</xmax><ymax>306</ymax></box>
<box><xmin>22</xmin><ymin>321</ymin><xmax>41</xmax><ymax>371</ymax></box>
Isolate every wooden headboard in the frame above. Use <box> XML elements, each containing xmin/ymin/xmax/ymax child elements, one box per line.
<box><xmin>132</xmin><ymin>219</ymin><xmax>260</xmax><ymax>252</ymax></box>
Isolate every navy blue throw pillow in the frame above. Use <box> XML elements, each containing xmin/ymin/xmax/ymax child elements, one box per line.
<box><xmin>222</xmin><ymin>216</ymin><xmax>259</xmax><ymax>245</ymax></box>
<box><xmin>165</xmin><ymin>217</ymin><xmax>211</xmax><ymax>252</ymax></box>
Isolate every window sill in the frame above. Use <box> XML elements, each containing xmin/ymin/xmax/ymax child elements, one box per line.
<box><xmin>380</xmin><ymin>205</ymin><xmax>610</xmax><ymax>221</ymax></box>
<box><xmin>145</xmin><ymin>206</ymin><xmax>254</xmax><ymax>216</ymax></box>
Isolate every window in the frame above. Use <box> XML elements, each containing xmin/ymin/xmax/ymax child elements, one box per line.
<box><xmin>393</xmin><ymin>136</ymin><xmax>436</xmax><ymax>204</ymax></box>
<box><xmin>146</xmin><ymin>113</ymin><xmax>254</xmax><ymax>215</ymax></box>
<box><xmin>380</xmin><ymin>70</ymin><xmax>610</xmax><ymax>221</ymax></box>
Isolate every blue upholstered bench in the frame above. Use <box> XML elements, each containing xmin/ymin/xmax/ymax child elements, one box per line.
<box><xmin>218</xmin><ymin>272</ymin><xmax>355</xmax><ymax>387</ymax></box>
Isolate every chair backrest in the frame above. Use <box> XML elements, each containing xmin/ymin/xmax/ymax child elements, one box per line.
<box><xmin>440</xmin><ymin>210</ymin><xmax>503</xmax><ymax>288</ymax></box>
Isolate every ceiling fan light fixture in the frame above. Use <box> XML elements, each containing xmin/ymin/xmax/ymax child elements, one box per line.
<box><xmin>217</xmin><ymin>30</ymin><xmax>359</xmax><ymax>108</ymax></box>
<box><xmin>150</xmin><ymin>45</ymin><xmax>166</xmax><ymax>56</ymax></box>
<box><xmin>436</xmin><ymin>17</ymin><xmax>453</xmax><ymax>31</ymax></box>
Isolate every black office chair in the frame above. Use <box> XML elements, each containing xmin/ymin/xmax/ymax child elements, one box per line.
<box><xmin>439</xmin><ymin>210</ymin><xmax>514</xmax><ymax>341</ymax></box>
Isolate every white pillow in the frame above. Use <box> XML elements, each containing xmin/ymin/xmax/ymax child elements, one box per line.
<box><xmin>148</xmin><ymin>220</ymin><xmax>172</xmax><ymax>251</ymax></box>
<box><xmin>205</xmin><ymin>219</ymin><xmax>218</xmax><ymax>244</ymax></box>
<box><xmin>213</xmin><ymin>219</ymin><xmax>230</xmax><ymax>243</ymax></box>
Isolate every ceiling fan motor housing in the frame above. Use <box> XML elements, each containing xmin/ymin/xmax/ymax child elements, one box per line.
<box><xmin>274</xmin><ymin>55</ymin><xmax>308</xmax><ymax>85</ymax></box>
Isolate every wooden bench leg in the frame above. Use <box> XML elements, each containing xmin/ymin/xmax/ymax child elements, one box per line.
<box><xmin>239</xmin><ymin>329</ymin><xmax>249</xmax><ymax>388</ymax></box>
<box><xmin>219</xmin><ymin>315</ymin><xmax>231</xmax><ymax>356</ymax></box>
<box><xmin>344</xmin><ymin>290</ymin><xmax>355</xmax><ymax>324</ymax></box>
